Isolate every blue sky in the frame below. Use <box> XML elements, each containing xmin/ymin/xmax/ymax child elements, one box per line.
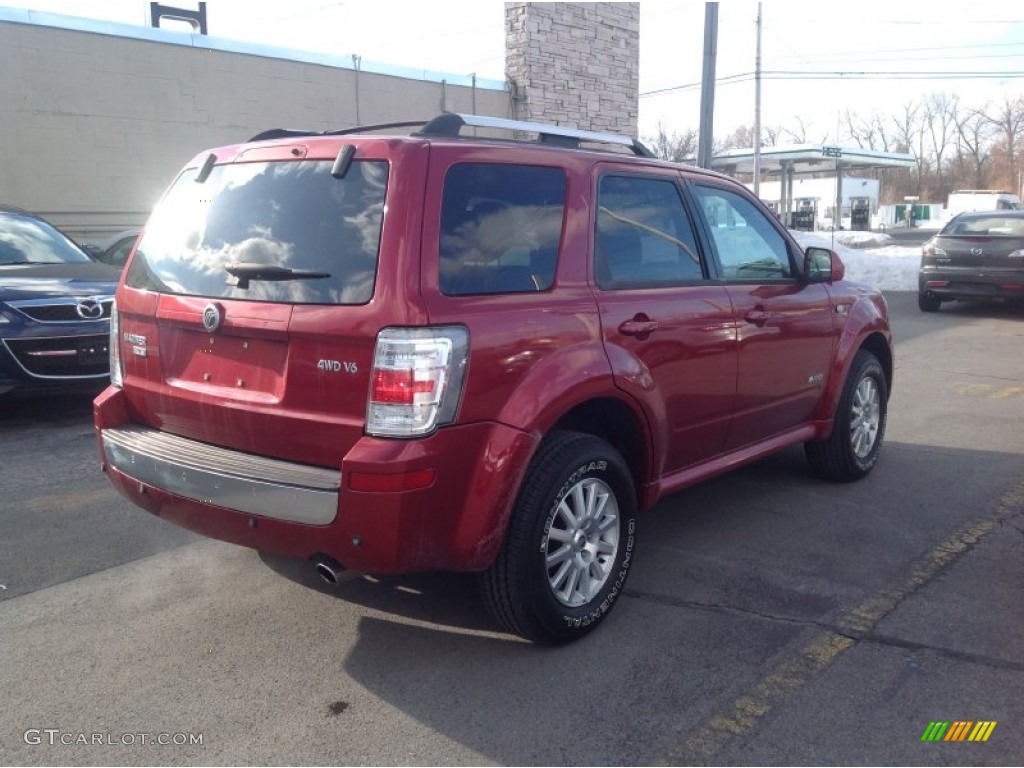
<box><xmin>5</xmin><ymin>0</ymin><xmax>1023</xmax><ymax>141</ymax></box>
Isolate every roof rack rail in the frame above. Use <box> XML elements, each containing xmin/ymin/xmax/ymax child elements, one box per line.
<box><xmin>247</xmin><ymin>114</ymin><xmax>656</xmax><ymax>157</ymax></box>
<box><xmin>417</xmin><ymin>113</ymin><xmax>655</xmax><ymax>157</ymax></box>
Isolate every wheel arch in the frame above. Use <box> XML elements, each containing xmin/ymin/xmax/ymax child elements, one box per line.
<box><xmin>859</xmin><ymin>331</ymin><xmax>893</xmax><ymax>399</ymax></box>
<box><xmin>550</xmin><ymin>396</ymin><xmax>653</xmax><ymax>510</ymax></box>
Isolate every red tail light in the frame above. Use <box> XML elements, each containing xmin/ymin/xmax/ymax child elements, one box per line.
<box><xmin>365</xmin><ymin>327</ymin><xmax>469</xmax><ymax>437</ymax></box>
<box><xmin>371</xmin><ymin>370</ymin><xmax>435</xmax><ymax>405</ymax></box>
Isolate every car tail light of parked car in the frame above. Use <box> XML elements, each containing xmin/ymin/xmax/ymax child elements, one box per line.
<box><xmin>366</xmin><ymin>327</ymin><xmax>469</xmax><ymax>437</ymax></box>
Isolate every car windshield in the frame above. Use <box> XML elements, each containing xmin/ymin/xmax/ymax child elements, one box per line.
<box><xmin>0</xmin><ymin>212</ymin><xmax>93</xmax><ymax>265</ymax></box>
<box><xmin>125</xmin><ymin>159</ymin><xmax>388</xmax><ymax>304</ymax></box>
<box><xmin>944</xmin><ymin>216</ymin><xmax>1024</xmax><ymax>237</ymax></box>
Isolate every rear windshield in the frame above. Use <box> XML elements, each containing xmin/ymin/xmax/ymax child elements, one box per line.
<box><xmin>944</xmin><ymin>216</ymin><xmax>1024</xmax><ymax>237</ymax></box>
<box><xmin>126</xmin><ymin>160</ymin><xmax>388</xmax><ymax>304</ymax></box>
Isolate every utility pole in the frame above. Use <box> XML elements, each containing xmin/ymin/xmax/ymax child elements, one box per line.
<box><xmin>753</xmin><ymin>3</ymin><xmax>762</xmax><ymax>196</ymax></box>
<box><xmin>697</xmin><ymin>2</ymin><xmax>718</xmax><ymax>169</ymax></box>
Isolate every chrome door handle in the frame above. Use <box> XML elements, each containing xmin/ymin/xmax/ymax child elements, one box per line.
<box><xmin>744</xmin><ymin>309</ymin><xmax>770</xmax><ymax>326</ymax></box>
<box><xmin>618</xmin><ymin>320</ymin><xmax>660</xmax><ymax>336</ymax></box>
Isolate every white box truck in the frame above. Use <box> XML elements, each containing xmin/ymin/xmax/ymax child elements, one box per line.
<box><xmin>945</xmin><ymin>190</ymin><xmax>1022</xmax><ymax>220</ymax></box>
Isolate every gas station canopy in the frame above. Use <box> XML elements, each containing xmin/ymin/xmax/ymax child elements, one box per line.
<box><xmin>711</xmin><ymin>144</ymin><xmax>916</xmax><ymax>176</ymax></box>
<box><xmin>710</xmin><ymin>144</ymin><xmax>916</xmax><ymax>230</ymax></box>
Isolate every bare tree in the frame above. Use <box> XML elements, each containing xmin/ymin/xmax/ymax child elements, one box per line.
<box><xmin>719</xmin><ymin>124</ymin><xmax>755</xmax><ymax>151</ymax></box>
<box><xmin>984</xmin><ymin>95</ymin><xmax>1024</xmax><ymax>189</ymax></box>
<box><xmin>891</xmin><ymin>99</ymin><xmax>928</xmax><ymax>195</ymax></box>
<box><xmin>645</xmin><ymin>123</ymin><xmax>698</xmax><ymax>163</ymax></box>
<box><xmin>954</xmin><ymin>105</ymin><xmax>994</xmax><ymax>189</ymax></box>
<box><xmin>782</xmin><ymin>116</ymin><xmax>824</xmax><ymax>145</ymax></box>
<box><xmin>763</xmin><ymin>124</ymin><xmax>784</xmax><ymax>147</ymax></box>
<box><xmin>924</xmin><ymin>93</ymin><xmax>960</xmax><ymax>197</ymax></box>
<box><xmin>844</xmin><ymin>110</ymin><xmax>894</xmax><ymax>152</ymax></box>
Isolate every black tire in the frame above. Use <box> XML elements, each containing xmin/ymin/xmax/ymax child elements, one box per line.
<box><xmin>806</xmin><ymin>350</ymin><xmax>888</xmax><ymax>482</ymax></box>
<box><xmin>480</xmin><ymin>431</ymin><xmax>637</xmax><ymax>644</ymax></box>
<box><xmin>918</xmin><ymin>292</ymin><xmax>942</xmax><ymax>312</ymax></box>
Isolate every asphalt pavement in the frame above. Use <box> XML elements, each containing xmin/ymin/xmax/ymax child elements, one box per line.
<box><xmin>0</xmin><ymin>293</ymin><xmax>1021</xmax><ymax>766</ymax></box>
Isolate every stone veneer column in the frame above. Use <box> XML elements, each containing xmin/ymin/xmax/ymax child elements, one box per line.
<box><xmin>505</xmin><ymin>2</ymin><xmax>639</xmax><ymax>136</ymax></box>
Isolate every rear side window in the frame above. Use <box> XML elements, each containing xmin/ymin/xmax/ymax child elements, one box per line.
<box><xmin>126</xmin><ymin>160</ymin><xmax>388</xmax><ymax>304</ymax></box>
<box><xmin>595</xmin><ymin>175</ymin><xmax>705</xmax><ymax>289</ymax></box>
<box><xmin>439</xmin><ymin>164</ymin><xmax>566</xmax><ymax>296</ymax></box>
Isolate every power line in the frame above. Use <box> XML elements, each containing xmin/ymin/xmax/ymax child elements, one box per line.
<box><xmin>640</xmin><ymin>70</ymin><xmax>1024</xmax><ymax>97</ymax></box>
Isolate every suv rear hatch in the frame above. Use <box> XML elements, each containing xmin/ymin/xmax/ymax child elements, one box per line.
<box><xmin>114</xmin><ymin>137</ymin><xmax>428</xmax><ymax>468</ymax></box>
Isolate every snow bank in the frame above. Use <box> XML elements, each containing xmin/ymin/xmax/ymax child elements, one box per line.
<box><xmin>791</xmin><ymin>231</ymin><xmax>921</xmax><ymax>292</ymax></box>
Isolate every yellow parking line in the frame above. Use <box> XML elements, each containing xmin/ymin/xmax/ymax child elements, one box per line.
<box><xmin>28</xmin><ymin>487</ymin><xmax>118</xmax><ymax>512</ymax></box>
<box><xmin>659</xmin><ymin>483</ymin><xmax>1023</xmax><ymax>764</ymax></box>
<box><xmin>990</xmin><ymin>387</ymin><xmax>1024</xmax><ymax>400</ymax></box>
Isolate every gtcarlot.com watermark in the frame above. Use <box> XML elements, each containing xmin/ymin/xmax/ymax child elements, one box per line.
<box><xmin>24</xmin><ymin>729</ymin><xmax>203</xmax><ymax>747</ymax></box>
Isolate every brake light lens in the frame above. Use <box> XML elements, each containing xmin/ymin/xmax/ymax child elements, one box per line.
<box><xmin>922</xmin><ymin>242</ymin><xmax>946</xmax><ymax>258</ymax></box>
<box><xmin>366</xmin><ymin>327</ymin><xmax>469</xmax><ymax>437</ymax></box>
<box><xmin>109</xmin><ymin>301</ymin><xmax>123</xmax><ymax>388</ymax></box>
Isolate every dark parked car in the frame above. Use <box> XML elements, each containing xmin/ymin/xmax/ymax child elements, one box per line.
<box><xmin>919</xmin><ymin>211</ymin><xmax>1024</xmax><ymax>311</ymax></box>
<box><xmin>95</xmin><ymin>114</ymin><xmax>893</xmax><ymax>644</ymax></box>
<box><xmin>85</xmin><ymin>229</ymin><xmax>141</xmax><ymax>270</ymax></box>
<box><xmin>0</xmin><ymin>206</ymin><xmax>120</xmax><ymax>395</ymax></box>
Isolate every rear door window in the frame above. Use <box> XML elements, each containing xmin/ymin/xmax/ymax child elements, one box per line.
<box><xmin>595</xmin><ymin>175</ymin><xmax>706</xmax><ymax>289</ymax></box>
<box><xmin>439</xmin><ymin>163</ymin><xmax>566</xmax><ymax>295</ymax></box>
<box><xmin>126</xmin><ymin>160</ymin><xmax>388</xmax><ymax>304</ymax></box>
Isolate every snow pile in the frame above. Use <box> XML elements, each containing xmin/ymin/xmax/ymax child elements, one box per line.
<box><xmin>791</xmin><ymin>231</ymin><xmax>921</xmax><ymax>292</ymax></box>
<box><xmin>827</xmin><ymin>231</ymin><xmax>895</xmax><ymax>249</ymax></box>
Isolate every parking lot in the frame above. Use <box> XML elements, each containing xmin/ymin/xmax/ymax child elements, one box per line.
<box><xmin>1</xmin><ymin>292</ymin><xmax>1022</xmax><ymax>766</ymax></box>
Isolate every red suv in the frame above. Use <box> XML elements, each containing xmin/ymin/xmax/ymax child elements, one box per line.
<box><xmin>95</xmin><ymin>114</ymin><xmax>893</xmax><ymax>644</ymax></box>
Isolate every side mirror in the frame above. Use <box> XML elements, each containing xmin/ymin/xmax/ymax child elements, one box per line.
<box><xmin>804</xmin><ymin>246</ymin><xmax>844</xmax><ymax>284</ymax></box>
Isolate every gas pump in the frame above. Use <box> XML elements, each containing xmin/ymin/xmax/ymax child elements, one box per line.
<box><xmin>850</xmin><ymin>197</ymin><xmax>871</xmax><ymax>230</ymax></box>
<box><xmin>791</xmin><ymin>198</ymin><xmax>817</xmax><ymax>231</ymax></box>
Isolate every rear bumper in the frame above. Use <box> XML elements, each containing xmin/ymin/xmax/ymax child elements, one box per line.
<box><xmin>919</xmin><ymin>266</ymin><xmax>1024</xmax><ymax>301</ymax></box>
<box><xmin>94</xmin><ymin>386</ymin><xmax>538</xmax><ymax>573</ymax></box>
<box><xmin>101</xmin><ymin>426</ymin><xmax>341</xmax><ymax>524</ymax></box>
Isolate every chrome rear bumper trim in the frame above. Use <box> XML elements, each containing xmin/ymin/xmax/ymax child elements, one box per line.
<box><xmin>101</xmin><ymin>426</ymin><xmax>339</xmax><ymax>525</ymax></box>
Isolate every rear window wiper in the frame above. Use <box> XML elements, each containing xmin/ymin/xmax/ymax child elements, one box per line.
<box><xmin>225</xmin><ymin>262</ymin><xmax>330</xmax><ymax>290</ymax></box>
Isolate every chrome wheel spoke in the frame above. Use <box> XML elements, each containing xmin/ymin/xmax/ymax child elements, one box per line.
<box><xmin>546</xmin><ymin>544</ymin><xmax>573</xmax><ymax>568</ymax></box>
<box><xmin>547</xmin><ymin>527</ymin><xmax>572</xmax><ymax>544</ymax></box>
<box><xmin>561</xmin><ymin>562</ymin><xmax>582</xmax><ymax>602</ymax></box>
<box><xmin>550</xmin><ymin>559</ymin><xmax>572</xmax><ymax>594</ymax></box>
<box><xmin>595</xmin><ymin>538</ymin><xmax>616</xmax><ymax>556</ymax></box>
<box><xmin>556</xmin><ymin>498</ymin><xmax>578</xmax><ymax>530</ymax></box>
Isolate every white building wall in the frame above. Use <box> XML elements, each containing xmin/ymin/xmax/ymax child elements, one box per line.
<box><xmin>0</xmin><ymin>12</ymin><xmax>509</xmax><ymax>243</ymax></box>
